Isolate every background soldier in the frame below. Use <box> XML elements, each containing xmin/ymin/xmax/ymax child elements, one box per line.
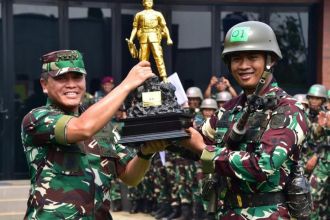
<box><xmin>182</xmin><ymin>21</ymin><xmax>308</xmax><ymax>219</ymax></box>
<box><xmin>94</xmin><ymin>76</ymin><xmax>115</xmax><ymax>103</ymax></box>
<box><xmin>21</xmin><ymin>50</ymin><xmax>166</xmax><ymax>219</ymax></box>
<box><xmin>204</xmin><ymin>76</ymin><xmax>237</xmax><ymax>99</ymax></box>
<box><xmin>304</xmin><ymin>84</ymin><xmax>327</xmax><ymax>175</ymax></box>
<box><xmin>128</xmin><ymin>0</ymin><xmax>173</xmax><ymax>82</ymax></box>
<box><xmin>303</xmin><ymin>85</ymin><xmax>330</xmax><ymax>219</ymax></box>
<box><xmin>200</xmin><ymin>98</ymin><xmax>218</xmax><ymax>119</ymax></box>
<box><xmin>92</xmin><ymin>76</ymin><xmax>123</xmax><ymax>212</ymax></box>
<box><xmin>309</xmin><ymin>109</ymin><xmax>330</xmax><ymax>220</ymax></box>
<box><xmin>215</xmin><ymin>91</ymin><xmax>233</xmax><ymax>109</ymax></box>
<box><xmin>293</xmin><ymin>94</ymin><xmax>309</xmax><ymax>110</ymax></box>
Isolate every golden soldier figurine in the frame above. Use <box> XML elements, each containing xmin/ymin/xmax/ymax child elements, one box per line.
<box><xmin>127</xmin><ymin>0</ymin><xmax>173</xmax><ymax>82</ymax></box>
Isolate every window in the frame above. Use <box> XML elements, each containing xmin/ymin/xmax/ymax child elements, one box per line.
<box><xmin>269</xmin><ymin>10</ymin><xmax>310</xmax><ymax>94</ymax></box>
<box><xmin>13</xmin><ymin>3</ymin><xmax>59</xmax><ymax>176</ymax></box>
<box><xmin>172</xmin><ymin>8</ymin><xmax>212</xmax><ymax>91</ymax></box>
<box><xmin>69</xmin><ymin>2</ymin><xmax>112</xmax><ymax>95</ymax></box>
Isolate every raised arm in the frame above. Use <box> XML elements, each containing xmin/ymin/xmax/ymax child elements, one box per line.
<box><xmin>66</xmin><ymin>61</ymin><xmax>155</xmax><ymax>143</ymax></box>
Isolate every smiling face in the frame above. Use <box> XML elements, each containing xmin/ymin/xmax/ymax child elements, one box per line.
<box><xmin>41</xmin><ymin>72</ymin><xmax>86</xmax><ymax>112</ymax></box>
<box><xmin>188</xmin><ymin>97</ymin><xmax>201</xmax><ymax>109</ymax></box>
<box><xmin>230</xmin><ymin>51</ymin><xmax>266</xmax><ymax>93</ymax></box>
<box><xmin>202</xmin><ymin>108</ymin><xmax>216</xmax><ymax>119</ymax></box>
<box><xmin>102</xmin><ymin>82</ymin><xmax>114</xmax><ymax>94</ymax></box>
<box><xmin>307</xmin><ymin>95</ymin><xmax>325</xmax><ymax>111</ymax></box>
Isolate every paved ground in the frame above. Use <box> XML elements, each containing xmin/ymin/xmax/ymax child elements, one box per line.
<box><xmin>0</xmin><ymin>180</ymin><xmax>156</xmax><ymax>220</ymax></box>
<box><xmin>112</xmin><ymin>211</ymin><xmax>155</xmax><ymax>220</ymax></box>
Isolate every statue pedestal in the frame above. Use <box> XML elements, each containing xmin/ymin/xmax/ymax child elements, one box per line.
<box><xmin>117</xmin><ymin>76</ymin><xmax>192</xmax><ymax>146</ymax></box>
<box><xmin>117</xmin><ymin>112</ymin><xmax>192</xmax><ymax>145</ymax></box>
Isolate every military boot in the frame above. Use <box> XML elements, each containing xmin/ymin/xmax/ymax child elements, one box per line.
<box><xmin>193</xmin><ymin>202</ymin><xmax>207</xmax><ymax>220</ymax></box>
<box><xmin>129</xmin><ymin>200</ymin><xmax>140</xmax><ymax>214</ymax></box>
<box><xmin>151</xmin><ymin>203</ymin><xmax>162</xmax><ymax>216</ymax></box>
<box><xmin>142</xmin><ymin>199</ymin><xmax>154</xmax><ymax>214</ymax></box>
<box><xmin>155</xmin><ymin>203</ymin><xmax>172</xmax><ymax>220</ymax></box>
<box><xmin>111</xmin><ymin>199</ymin><xmax>122</xmax><ymax>212</ymax></box>
<box><xmin>172</xmin><ymin>203</ymin><xmax>192</xmax><ymax>220</ymax></box>
<box><xmin>163</xmin><ymin>205</ymin><xmax>181</xmax><ymax>220</ymax></box>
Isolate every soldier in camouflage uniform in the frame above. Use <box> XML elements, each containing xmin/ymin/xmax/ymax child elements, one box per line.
<box><xmin>94</xmin><ymin>76</ymin><xmax>115</xmax><ymax>103</ymax></box>
<box><xmin>182</xmin><ymin>21</ymin><xmax>308</xmax><ymax>219</ymax></box>
<box><xmin>21</xmin><ymin>50</ymin><xmax>166</xmax><ymax>219</ymax></box>
<box><xmin>93</xmin><ymin>77</ymin><xmax>124</xmax><ymax>212</ymax></box>
<box><xmin>216</xmin><ymin>91</ymin><xmax>233</xmax><ymax>109</ymax></box>
<box><xmin>304</xmin><ymin>84</ymin><xmax>327</xmax><ymax>175</ymax></box>
<box><xmin>306</xmin><ymin>88</ymin><xmax>330</xmax><ymax>219</ymax></box>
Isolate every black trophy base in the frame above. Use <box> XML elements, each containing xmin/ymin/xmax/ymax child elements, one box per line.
<box><xmin>117</xmin><ymin>112</ymin><xmax>192</xmax><ymax>146</ymax></box>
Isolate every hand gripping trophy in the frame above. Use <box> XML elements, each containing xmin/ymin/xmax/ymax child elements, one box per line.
<box><xmin>120</xmin><ymin>0</ymin><xmax>192</xmax><ymax>145</ymax></box>
<box><xmin>126</xmin><ymin>0</ymin><xmax>173</xmax><ymax>82</ymax></box>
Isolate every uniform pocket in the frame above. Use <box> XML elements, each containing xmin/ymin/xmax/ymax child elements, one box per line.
<box><xmin>48</xmin><ymin>146</ymin><xmax>86</xmax><ymax>176</ymax></box>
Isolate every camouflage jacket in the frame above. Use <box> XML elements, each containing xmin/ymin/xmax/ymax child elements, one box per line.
<box><xmin>305</xmin><ymin>108</ymin><xmax>328</xmax><ymax>151</ymax></box>
<box><xmin>21</xmin><ymin>99</ymin><xmax>134</xmax><ymax>220</ymax></box>
<box><xmin>201</xmin><ymin>81</ymin><xmax>308</xmax><ymax>219</ymax></box>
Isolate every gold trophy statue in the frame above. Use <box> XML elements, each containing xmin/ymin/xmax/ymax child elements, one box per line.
<box><xmin>119</xmin><ymin>0</ymin><xmax>192</xmax><ymax>146</ymax></box>
<box><xmin>126</xmin><ymin>0</ymin><xmax>173</xmax><ymax>82</ymax></box>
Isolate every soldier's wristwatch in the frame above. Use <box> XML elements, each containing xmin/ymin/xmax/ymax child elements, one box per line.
<box><xmin>137</xmin><ymin>150</ymin><xmax>154</xmax><ymax>160</ymax></box>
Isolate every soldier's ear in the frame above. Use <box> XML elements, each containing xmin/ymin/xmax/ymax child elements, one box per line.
<box><xmin>40</xmin><ymin>78</ymin><xmax>48</xmax><ymax>94</ymax></box>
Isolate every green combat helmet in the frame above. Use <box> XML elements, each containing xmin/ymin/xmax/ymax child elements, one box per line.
<box><xmin>200</xmin><ymin>98</ymin><xmax>218</xmax><ymax>110</ymax></box>
<box><xmin>186</xmin><ymin>87</ymin><xmax>203</xmax><ymax>100</ymax></box>
<box><xmin>307</xmin><ymin>84</ymin><xmax>327</xmax><ymax>99</ymax></box>
<box><xmin>222</xmin><ymin>21</ymin><xmax>282</xmax><ymax>62</ymax></box>
<box><xmin>41</xmin><ymin>50</ymin><xmax>86</xmax><ymax>77</ymax></box>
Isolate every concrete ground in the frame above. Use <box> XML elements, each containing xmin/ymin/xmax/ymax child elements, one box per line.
<box><xmin>0</xmin><ymin>180</ymin><xmax>155</xmax><ymax>220</ymax></box>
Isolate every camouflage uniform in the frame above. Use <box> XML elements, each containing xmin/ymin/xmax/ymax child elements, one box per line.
<box><xmin>21</xmin><ymin>99</ymin><xmax>134</xmax><ymax>219</ymax></box>
<box><xmin>94</xmin><ymin>116</ymin><xmax>125</xmax><ymax>206</ymax></box>
<box><xmin>200</xmin><ymin>81</ymin><xmax>308</xmax><ymax>219</ymax></box>
<box><xmin>308</xmin><ymin>115</ymin><xmax>330</xmax><ymax>219</ymax></box>
<box><xmin>309</xmin><ymin>146</ymin><xmax>330</xmax><ymax>220</ymax></box>
<box><xmin>128</xmin><ymin>149</ymin><xmax>155</xmax><ymax>213</ymax></box>
<box><xmin>152</xmin><ymin>152</ymin><xmax>171</xmax><ymax>204</ymax></box>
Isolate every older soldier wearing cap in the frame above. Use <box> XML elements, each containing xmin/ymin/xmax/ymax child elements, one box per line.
<box><xmin>21</xmin><ymin>50</ymin><xmax>166</xmax><ymax>219</ymax></box>
<box><xmin>182</xmin><ymin>21</ymin><xmax>308</xmax><ymax>219</ymax></box>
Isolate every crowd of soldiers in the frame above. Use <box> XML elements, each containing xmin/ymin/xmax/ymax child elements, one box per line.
<box><xmin>19</xmin><ymin>19</ymin><xmax>328</xmax><ymax>220</ymax></box>
<box><xmin>87</xmin><ymin>74</ymin><xmax>329</xmax><ymax>220</ymax></box>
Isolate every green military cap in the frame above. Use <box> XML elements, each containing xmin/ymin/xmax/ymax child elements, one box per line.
<box><xmin>41</xmin><ymin>50</ymin><xmax>86</xmax><ymax>77</ymax></box>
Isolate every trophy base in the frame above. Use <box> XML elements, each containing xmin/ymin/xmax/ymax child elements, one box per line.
<box><xmin>117</xmin><ymin>112</ymin><xmax>192</xmax><ymax>145</ymax></box>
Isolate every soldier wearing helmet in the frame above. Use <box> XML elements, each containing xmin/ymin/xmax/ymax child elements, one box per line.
<box><xmin>21</xmin><ymin>50</ymin><xmax>167</xmax><ymax>219</ymax></box>
<box><xmin>304</xmin><ymin>84</ymin><xmax>330</xmax><ymax>220</ymax></box>
<box><xmin>306</xmin><ymin>84</ymin><xmax>327</xmax><ymax>118</ymax></box>
<box><xmin>216</xmin><ymin>91</ymin><xmax>233</xmax><ymax>108</ymax></box>
<box><xmin>186</xmin><ymin>86</ymin><xmax>203</xmax><ymax>111</ymax></box>
<box><xmin>293</xmin><ymin>94</ymin><xmax>309</xmax><ymax>110</ymax></box>
<box><xmin>200</xmin><ymin>98</ymin><xmax>218</xmax><ymax>119</ymax></box>
<box><xmin>182</xmin><ymin>21</ymin><xmax>309</xmax><ymax>219</ymax></box>
<box><xmin>304</xmin><ymin>84</ymin><xmax>327</xmax><ymax>175</ymax></box>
